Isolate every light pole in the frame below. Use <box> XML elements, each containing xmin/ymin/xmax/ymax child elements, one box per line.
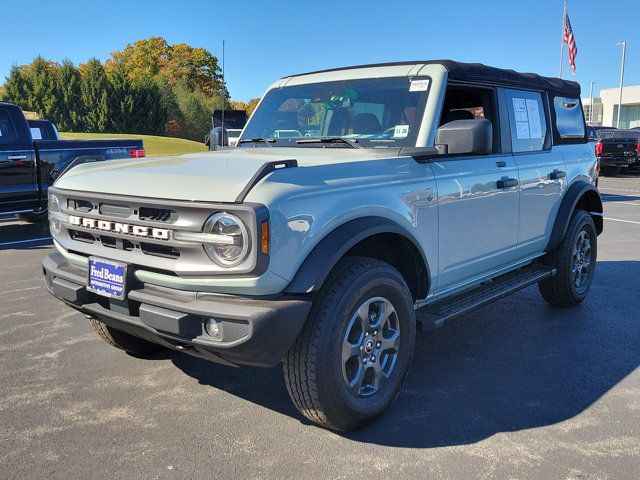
<box><xmin>616</xmin><ymin>41</ymin><xmax>626</xmax><ymax>128</ymax></box>
<box><xmin>588</xmin><ymin>81</ymin><xmax>596</xmax><ymax>126</ymax></box>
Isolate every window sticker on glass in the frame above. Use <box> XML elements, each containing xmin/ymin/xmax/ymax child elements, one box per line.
<box><xmin>512</xmin><ymin>98</ymin><xmax>530</xmax><ymax>139</ymax></box>
<box><xmin>393</xmin><ymin>125</ymin><xmax>410</xmax><ymax>138</ymax></box>
<box><xmin>409</xmin><ymin>79</ymin><xmax>430</xmax><ymax>92</ymax></box>
<box><xmin>526</xmin><ymin>99</ymin><xmax>542</xmax><ymax>138</ymax></box>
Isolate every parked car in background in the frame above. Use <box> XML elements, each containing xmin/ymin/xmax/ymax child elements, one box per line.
<box><xmin>587</xmin><ymin>125</ymin><xmax>616</xmax><ymax>141</ymax></box>
<box><xmin>27</xmin><ymin>119</ymin><xmax>60</xmax><ymax>141</ymax></box>
<box><xmin>594</xmin><ymin>129</ymin><xmax>640</xmax><ymax>176</ymax></box>
<box><xmin>206</xmin><ymin>109</ymin><xmax>248</xmax><ymax>148</ymax></box>
<box><xmin>0</xmin><ymin>102</ymin><xmax>145</xmax><ymax>222</ymax></box>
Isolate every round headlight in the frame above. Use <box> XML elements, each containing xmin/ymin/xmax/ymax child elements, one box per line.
<box><xmin>203</xmin><ymin>213</ymin><xmax>250</xmax><ymax>266</ymax></box>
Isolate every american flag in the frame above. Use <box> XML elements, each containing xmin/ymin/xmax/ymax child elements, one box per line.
<box><xmin>562</xmin><ymin>5</ymin><xmax>578</xmax><ymax>75</ymax></box>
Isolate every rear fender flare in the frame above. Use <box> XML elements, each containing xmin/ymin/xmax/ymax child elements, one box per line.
<box><xmin>546</xmin><ymin>181</ymin><xmax>603</xmax><ymax>251</ymax></box>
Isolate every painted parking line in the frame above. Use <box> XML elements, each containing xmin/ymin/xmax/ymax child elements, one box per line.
<box><xmin>0</xmin><ymin>236</ymin><xmax>53</xmax><ymax>248</ymax></box>
<box><xmin>599</xmin><ymin>187</ymin><xmax>640</xmax><ymax>194</ymax></box>
<box><xmin>601</xmin><ymin>194</ymin><xmax>640</xmax><ymax>207</ymax></box>
<box><xmin>604</xmin><ymin>217</ymin><xmax>640</xmax><ymax>226</ymax></box>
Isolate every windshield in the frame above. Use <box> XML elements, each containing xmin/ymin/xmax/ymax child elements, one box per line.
<box><xmin>240</xmin><ymin>76</ymin><xmax>430</xmax><ymax>148</ymax></box>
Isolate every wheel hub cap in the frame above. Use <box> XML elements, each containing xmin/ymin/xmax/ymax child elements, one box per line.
<box><xmin>341</xmin><ymin>297</ymin><xmax>401</xmax><ymax>397</ymax></box>
<box><xmin>572</xmin><ymin>230</ymin><xmax>592</xmax><ymax>292</ymax></box>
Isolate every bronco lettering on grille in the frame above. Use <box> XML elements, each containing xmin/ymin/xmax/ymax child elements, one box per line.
<box><xmin>68</xmin><ymin>215</ymin><xmax>170</xmax><ymax>240</ymax></box>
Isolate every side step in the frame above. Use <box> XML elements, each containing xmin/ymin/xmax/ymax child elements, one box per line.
<box><xmin>416</xmin><ymin>264</ymin><xmax>555</xmax><ymax>331</ymax></box>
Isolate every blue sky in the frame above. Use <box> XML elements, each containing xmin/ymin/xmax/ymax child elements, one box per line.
<box><xmin>3</xmin><ymin>0</ymin><xmax>638</xmax><ymax>101</ymax></box>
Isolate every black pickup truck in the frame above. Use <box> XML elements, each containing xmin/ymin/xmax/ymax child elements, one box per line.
<box><xmin>0</xmin><ymin>102</ymin><xmax>145</xmax><ymax>222</ymax></box>
<box><xmin>594</xmin><ymin>129</ymin><xmax>640</xmax><ymax>176</ymax></box>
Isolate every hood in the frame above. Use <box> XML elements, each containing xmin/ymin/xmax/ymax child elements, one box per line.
<box><xmin>54</xmin><ymin>148</ymin><xmax>397</xmax><ymax>202</ymax></box>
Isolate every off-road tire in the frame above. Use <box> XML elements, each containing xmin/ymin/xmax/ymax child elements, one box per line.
<box><xmin>538</xmin><ymin>209</ymin><xmax>597</xmax><ymax>307</ymax></box>
<box><xmin>89</xmin><ymin>318</ymin><xmax>162</xmax><ymax>355</ymax></box>
<box><xmin>283</xmin><ymin>257</ymin><xmax>416</xmax><ymax>431</ymax></box>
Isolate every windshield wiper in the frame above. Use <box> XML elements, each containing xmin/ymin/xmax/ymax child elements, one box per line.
<box><xmin>238</xmin><ymin>138</ymin><xmax>276</xmax><ymax>147</ymax></box>
<box><xmin>296</xmin><ymin>137</ymin><xmax>361</xmax><ymax>148</ymax></box>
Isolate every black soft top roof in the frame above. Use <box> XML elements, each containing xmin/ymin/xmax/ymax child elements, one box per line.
<box><xmin>288</xmin><ymin>60</ymin><xmax>581</xmax><ymax>97</ymax></box>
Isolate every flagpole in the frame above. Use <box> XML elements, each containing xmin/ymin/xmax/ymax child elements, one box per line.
<box><xmin>559</xmin><ymin>0</ymin><xmax>566</xmax><ymax>78</ymax></box>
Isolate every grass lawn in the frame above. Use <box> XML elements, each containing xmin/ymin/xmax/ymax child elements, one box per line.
<box><xmin>60</xmin><ymin>132</ymin><xmax>208</xmax><ymax>157</ymax></box>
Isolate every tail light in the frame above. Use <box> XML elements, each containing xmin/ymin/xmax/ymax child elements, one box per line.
<box><xmin>130</xmin><ymin>148</ymin><xmax>146</xmax><ymax>158</ymax></box>
<box><xmin>595</xmin><ymin>141</ymin><xmax>603</xmax><ymax>156</ymax></box>
<box><xmin>636</xmin><ymin>141</ymin><xmax>640</xmax><ymax>155</ymax></box>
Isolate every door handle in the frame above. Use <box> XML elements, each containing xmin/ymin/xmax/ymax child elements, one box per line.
<box><xmin>497</xmin><ymin>176</ymin><xmax>518</xmax><ymax>189</ymax></box>
<box><xmin>7</xmin><ymin>155</ymin><xmax>28</xmax><ymax>160</ymax></box>
<box><xmin>550</xmin><ymin>169</ymin><xmax>566</xmax><ymax>180</ymax></box>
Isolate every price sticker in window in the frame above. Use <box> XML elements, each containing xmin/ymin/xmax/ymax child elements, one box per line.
<box><xmin>409</xmin><ymin>79</ymin><xmax>430</xmax><ymax>92</ymax></box>
<box><xmin>393</xmin><ymin>125</ymin><xmax>410</xmax><ymax>138</ymax></box>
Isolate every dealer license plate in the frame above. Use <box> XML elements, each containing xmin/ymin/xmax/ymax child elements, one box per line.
<box><xmin>87</xmin><ymin>257</ymin><xmax>127</xmax><ymax>300</ymax></box>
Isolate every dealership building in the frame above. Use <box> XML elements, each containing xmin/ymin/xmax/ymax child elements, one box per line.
<box><xmin>583</xmin><ymin>85</ymin><xmax>640</xmax><ymax>128</ymax></box>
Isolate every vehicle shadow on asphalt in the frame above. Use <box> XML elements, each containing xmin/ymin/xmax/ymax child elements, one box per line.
<box><xmin>170</xmin><ymin>260</ymin><xmax>639</xmax><ymax>447</ymax></box>
<box><xmin>601</xmin><ymin>193</ymin><xmax>640</xmax><ymax>203</ymax></box>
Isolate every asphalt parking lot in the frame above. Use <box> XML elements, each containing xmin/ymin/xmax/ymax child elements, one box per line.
<box><xmin>1</xmin><ymin>174</ymin><xmax>639</xmax><ymax>480</ymax></box>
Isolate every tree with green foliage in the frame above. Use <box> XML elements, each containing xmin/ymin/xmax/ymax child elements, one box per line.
<box><xmin>3</xmin><ymin>65</ymin><xmax>30</xmax><ymax>108</ymax></box>
<box><xmin>107</xmin><ymin>61</ymin><xmax>135</xmax><ymax>133</ymax></box>
<box><xmin>110</xmin><ymin>37</ymin><xmax>227</xmax><ymax>100</ymax></box>
<box><xmin>109</xmin><ymin>36</ymin><xmax>169</xmax><ymax>81</ymax></box>
<box><xmin>80</xmin><ymin>58</ymin><xmax>109</xmax><ymax>132</ymax></box>
<box><xmin>172</xmin><ymin>80</ymin><xmax>224</xmax><ymax>141</ymax></box>
<box><xmin>55</xmin><ymin>60</ymin><xmax>84</xmax><ymax>131</ymax></box>
<box><xmin>24</xmin><ymin>56</ymin><xmax>58</xmax><ymax>120</ymax></box>
<box><xmin>130</xmin><ymin>76</ymin><xmax>169</xmax><ymax>136</ymax></box>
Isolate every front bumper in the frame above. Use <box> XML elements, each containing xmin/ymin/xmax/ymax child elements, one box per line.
<box><xmin>598</xmin><ymin>156</ymin><xmax>636</xmax><ymax>168</ymax></box>
<box><xmin>42</xmin><ymin>252</ymin><xmax>311</xmax><ymax>367</ymax></box>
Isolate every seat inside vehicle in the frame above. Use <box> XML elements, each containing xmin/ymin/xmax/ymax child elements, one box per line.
<box><xmin>440</xmin><ymin>86</ymin><xmax>499</xmax><ymax>152</ymax></box>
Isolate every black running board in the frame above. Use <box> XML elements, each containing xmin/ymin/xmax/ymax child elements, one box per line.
<box><xmin>416</xmin><ymin>264</ymin><xmax>555</xmax><ymax>331</ymax></box>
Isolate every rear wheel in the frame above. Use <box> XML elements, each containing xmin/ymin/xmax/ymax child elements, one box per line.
<box><xmin>89</xmin><ymin>318</ymin><xmax>162</xmax><ymax>355</ymax></box>
<box><xmin>283</xmin><ymin>257</ymin><xmax>416</xmax><ymax>431</ymax></box>
<box><xmin>538</xmin><ymin>210</ymin><xmax>597</xmax><ymax>307</ymax></box>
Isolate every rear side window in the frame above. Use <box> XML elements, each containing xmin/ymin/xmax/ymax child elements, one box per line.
<box><xmin>0</xmin><ymin>109</ymin><xmax>19</xmax><ymax>146</ymax></box>
<box><xmin>504</xmin><ymin>89</ymin><xmax>548</xmax><ymax>153</ymax></box>
<box><xmin>553</xmin><ymin>97</ymin><xmax>585</xmax><ymax>139</ymax></box>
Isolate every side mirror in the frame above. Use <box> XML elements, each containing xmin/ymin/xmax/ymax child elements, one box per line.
<box><xmin>209</xmin><ymin>126</ymin><xmax>229</xmax><ymax>150</ymax></box>
<box><xmin>435</xmin><ymin>119</ymin><xmax>492</xmax><ymax>155</ymax></box>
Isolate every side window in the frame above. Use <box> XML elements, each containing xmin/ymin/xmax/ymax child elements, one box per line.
<box><xmin>0</xmin><ymin>109</ymin><xmax>19</xmax><ymax>146</ymax></box>
<box><xmin>504</xmin><ymin>89</ymin><xmax>548</xmax><ymax>153</ymax></box>
<box><xmin>553</xmin><ymin>96</ymin><xmax>585</xmax><ymax>139</ymax></box>
<box><xmin>30</xmin><ymin>127</ymin><xmax>43</xmax><ymax>140</ymax></box>
<box><xmin>438</xmin><ymin>86</ymin><xmax>499</xmax><ymax>154</ymax></box>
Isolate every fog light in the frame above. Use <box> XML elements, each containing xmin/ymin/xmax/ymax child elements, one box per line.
<box><xmin>205</xmin><ymin>318</ymin><xmax>222</xmax><ymax>339</ymax></box>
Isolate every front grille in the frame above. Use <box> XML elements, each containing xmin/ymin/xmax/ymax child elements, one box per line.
<box><xmin>53</xmin><ymin>188</ymin><xmax>260</xmax><ymax>276</ymax></box>
<box><xmin>140</xmin><ymin>242</ymin><xmax>180</xmax><ymax>259</ymax></box>
<box><xmin>67</xmin><ymin>199</ymin><xmax>93</xmax><ymax>212</ymax></box>
<box><xmin>139</xmin><ymin>207</ymin><xmax>176</xmax><ymax>223</ymax></box>
<box><xmin>69</xmin><ymin>229</ymin><xmax>95</xmax><ymax>243</ymax></box>
<box><xmin>99</xmin><ymin>203</ymin><xmax>132</xmax><ymax>218</ymax></box>
<box><xmin>100</xmin><ymin>236</ymin><xmax>134</xmax><ymax>251</ymax></box>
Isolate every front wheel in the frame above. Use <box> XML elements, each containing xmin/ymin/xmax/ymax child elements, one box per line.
<box><xmin>283</xmin><ymin>257</ymin><xmax>416</xmax><ymax>431</ymax></box>
<box><xmin>538</xmin><ymin>209</ymin><xmax>597</xmax><ymax>307</ymax></box>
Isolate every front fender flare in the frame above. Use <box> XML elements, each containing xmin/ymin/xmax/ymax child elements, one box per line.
<box><xmin>285</xmin><ymin>216</ymin><xmax>430</xmax><ymax>297</ymax></box>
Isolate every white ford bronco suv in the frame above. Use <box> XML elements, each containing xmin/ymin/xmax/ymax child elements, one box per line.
<box><xmin>43</xmin><ymin>61</ymin><xmax>602</xmax><ymax>431</ymax></box>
